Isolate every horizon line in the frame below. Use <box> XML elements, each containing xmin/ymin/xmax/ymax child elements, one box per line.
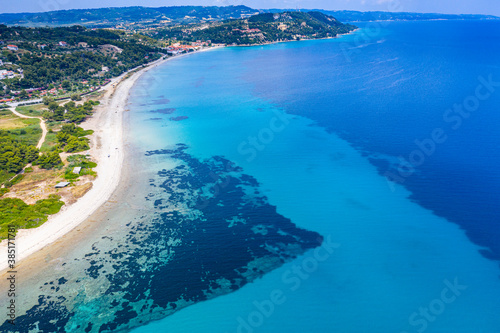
<box><xmin>0</xmin><ymin>5</ymin><xmax>497</xmax><ymax>18</ymax></box>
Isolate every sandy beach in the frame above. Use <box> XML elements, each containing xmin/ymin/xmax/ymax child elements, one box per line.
<box><xmin>0</xmin><ymin>49</ymin><xmax>218</xmax><ymax>272</ymax></box>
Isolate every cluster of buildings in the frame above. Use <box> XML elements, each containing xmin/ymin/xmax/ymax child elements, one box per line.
<box><xmin>36</xmin><ymin>79</ymin><xmax>106</xmax><ymax>98</ymax></box>
<box><xmin>191</xmin><ymin>40</ymin><xmax>211</xmax><ymax>47</ymax></box>
<box><xmin>39</xmin><ymin>87</ymin><xmax>58</xmax><ymax>97</ymax></box>
<box><xmin>0</xmin><ymin>70</ymin><xmax>17</xmax><ymax>80</ymax></box>
<box><xmin>273</xmin><ymin>13</ymin><xmax>293</xmax><ymax>21</ymax></box>
<box><xmin>243</xmin><ymin>28</ymin><xmax>261</xmax><ymax>34</ymax></box>
<box><xmin>0</xmin><ymin>42</ymin><xmax>18</xmax><ymax>51</ymax></box>
<box><xmin>166</xmin><ymin>41</ymin><xmax>211</xmax><ymax>55</ymax></box>
<box><xmin>3</xmin><ymin>41</ymin><xmax>69</xmax><ymax>52</ymax></box>
<box><xmin>0</xmin><ymin>40</ymin><xmax>19</xmax><ymax>51</ymax></box>
<box><xmin>166</xmin><ymin>45</ymin><xmax>194</xmax><ymax>55</ymax></box>
<box><xmin>232</xmin><ymin>28</ymin><xmax>264</xmax><ymax>40</ymax></box>
<box><xmin>233</xmin><ymin>28</ymin><xmax>261</xmax><ymax>34</ymax></box>
<box><xmin>39</xmin><ymin>41</ymin><xmax>68</xmax><ymax>49</ymax></box>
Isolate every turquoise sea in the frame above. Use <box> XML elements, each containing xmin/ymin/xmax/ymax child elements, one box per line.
<box><xmin>2</xmin><ymin>20</ymin><xmax>500</xmax><ymax>333</ymax></box>
<box><xmin>127</xmin><ymin>20</ymin><xmax>500</xmax><ymax>332</ymax></box>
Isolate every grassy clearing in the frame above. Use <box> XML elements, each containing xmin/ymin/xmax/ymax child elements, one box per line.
<box><xmin>85</xmin><ymin>90</ymin><xmax>105</xmax><ymax>99</ymax></box>
<box><xmin>41</xmin><ymin>131</ymin><xmax>58</xmax><ymax>152</ymax></box>
<box><xmin>16</xmin><ymin>104</ymin><xmax>46</xmax><ymax>117</ymax></box>
<box><xmin>0</xmin><ymin>109</ymin><xmax>12</xmax><ymax>117</ymax></box>
<box><xmin>71</xmin><ymin>182</ymin><xmax>93</xmax><ymax>199</ymax></box>
<box><xmin>0</xmin><ymin>118</ymin><xmax>27</xmax><ymax>130</ymax></box>
<box><xmin>2</xmin><ymin>118</ymin><xmax>43</xmax><ymax>147</ymax></box>
<box><xmin>17</xmin><ymin>166</ymin><xmax>63</xmax><ymax>184</ymax></box>
<box><xmin>40</xmin><ymin>122</ymin><xmax>63</xmax><ymax>152</ymax></box>
<box><xmin>64</xmin><ymin>154</ymin><xmax>97</xmax><ymax>181</ymax></box>
<box><xmin>0</xmin><ymin>109</ymin><xmax>43</xmax><ymax>146</ymax></box>
<box><xmin>0</xmin><ymin>110</ymin><xmax>21</xmax><ymax>129</ymax></box>
<box><xmin>3</xmin><ymin>166</ymin><xmax>65</xmax><ymax>206</ymax></box>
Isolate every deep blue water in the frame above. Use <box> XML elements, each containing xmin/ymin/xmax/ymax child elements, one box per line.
<box><xmin>245</xmin><ymin>20</ymin><xmax>500</xmax><ymax>261</ymax></box>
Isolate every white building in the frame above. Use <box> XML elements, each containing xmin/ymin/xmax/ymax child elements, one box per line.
<box><xmin>0</xmin><ymin>70</ymin><xmax>15</xmax><ymax>80</ymax></box>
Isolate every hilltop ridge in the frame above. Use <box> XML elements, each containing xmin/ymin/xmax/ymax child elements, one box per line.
<box><xmin>158</xmin><ymin>11</ymin><xmax>357</xmax><ymax>45</ymax></box>
<box><xmin>0</xmin><ymin>6</ymin><xmax>497</xmax><ymax>29</ymax></box>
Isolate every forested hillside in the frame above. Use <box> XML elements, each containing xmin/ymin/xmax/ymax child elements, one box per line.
<box><xmin>157</xmin><ymin>11</ymin><xmax>357</xmax><ymax>45</ymax></box>
<box><xmin>0</xmin><ymin>25</ymin><xmax>161</xmax><ymax>90</ymax></box>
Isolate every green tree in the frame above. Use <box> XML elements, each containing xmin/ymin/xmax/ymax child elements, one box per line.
<box><xmin>64</xmin><ymin>136</ymin><xmax>89</xmax><ymax>152</ymax></box>
<box><xmin>48</xmin><ymin>101</ymin><xmax>59</xmax><ymax>111</ymax></box>
<box><xmin>42</xmin><ymin>96</ymin><xmax>54</xmax><ymax>105</ymax></box>
<box><xmin>70</xmin><ymin>94</ymin><xmax>82</xmax><ymax>101</ymax></box>
<box><xmin>61</xmin><ymin>123</ymin><xmax>77</xmax><ymax>135</ymax></box>
<box><xmin>0</xmin><ymin>133</ymin><xmax>39</xmax><ymax>176</ymax></box>
<box><xmin>36</xmin><ymin>151</ymin><xmax>62</xmax><ymax>169</ymax></box>
<box><xmin>19</xmin><ymin>90</ymin><xmax>28</xmax><ymax>99</ymax></box>
<box><xmin>56</xmin><ymin>131</ymin><xmax>70</xmax><ymax>144</ymax></box>
<box><xmin>61</xmin><ymin>80</ymin><xmax>71</xmax><ymax>90</ymax></box>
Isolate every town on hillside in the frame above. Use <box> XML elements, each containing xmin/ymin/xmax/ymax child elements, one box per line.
<box><xmin>0</xmin><ymin>10</ymin><xmax>355</xmax><ymax>104</ymax></box>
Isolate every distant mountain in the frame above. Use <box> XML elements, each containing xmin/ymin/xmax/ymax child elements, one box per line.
<box><xmin>158</xmin><ymin>11</ymin><xmax>357</xmax><ymax>46</ymax></box>
<box><xmin>0</xmin><ymin>13</ymin><xmax>33</xmax><ymax>23</ymax></box>
<box><xmin>267</xmin><ymin>9</ymin><xmax>499</xmax><ymax>22</ymax></box>
<box><xmin>0</xmin><ymin>6</ymin><xmax>497</xmax><ymax>28</ymax></box>
<box><xmin>0</xmin><ymin>6</ymin><xmax>261</xmax><ymax>28</ymax></box>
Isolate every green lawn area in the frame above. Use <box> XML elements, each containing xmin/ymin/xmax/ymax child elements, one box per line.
<box><xmin>16</xmin><ymin>104</ymin><xmax>46</xmax><ymax>117</ymax></box>
<box><xmin>40</xmin><ymin>122</ymin><xmax>61</xmax><ymax>152</ymax></box>
<box><xmin>41</xmin><ymin>132</ymin><xmax>57</xmax><ymax>152</ymax></box>
<box><xmin>4</xmin><ymin>118</ymin><xmax>43</xmax><ymax>147</ymax></box>
<box><xmin>0</xmin><ymin>109</ymin><xmax>12</xmax><ymax>117</ymax></box>
<box><xmin>0</xmin><ymin>109</ymin><xmax>42</xmax><ymax>146</ymax></box>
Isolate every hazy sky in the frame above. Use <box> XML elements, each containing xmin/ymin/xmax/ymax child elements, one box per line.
<box><xmin>1</xmin><ymin>0</ymin><xmax>499</xmax><ymax>16</ymax></box>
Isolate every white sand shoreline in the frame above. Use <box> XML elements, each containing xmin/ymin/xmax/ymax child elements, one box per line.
<box><xmin>0</xmin><ymin>48</ymin><xmax>220</xmax><ymax>272</ymax></box>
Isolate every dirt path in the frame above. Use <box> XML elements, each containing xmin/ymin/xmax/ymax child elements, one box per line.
<box><xmin>9</xmin><ymin>107</ymin><xmax>47</xmax><ymax>149</ymax></box>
